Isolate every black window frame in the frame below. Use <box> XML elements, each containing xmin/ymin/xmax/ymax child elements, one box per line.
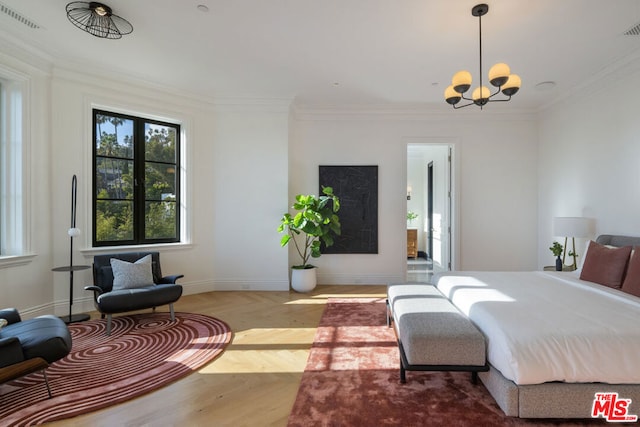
<box><xmin>92</xmin><ymin>109</ymin><xmax>181</xmax><ymax>247</ymax></box>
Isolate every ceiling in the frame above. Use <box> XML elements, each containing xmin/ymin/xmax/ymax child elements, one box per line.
<box><xmin>1</xmin><ymin>0</ymin><xmax>639</xmax><ymax>110</ymax></box>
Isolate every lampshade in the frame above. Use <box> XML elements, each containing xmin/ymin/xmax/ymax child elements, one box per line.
<box><xmin>66</xmin><ymin>2</ymin><xmax>133</xmax><ymax>39</ymax></box>
<box><xmin>452</xmin><ymin>70</ymin><xmax>472</xmax><ymax>93</ymax></box>
<box><xmin>502</xmin><ymin>74</ymin><xmax>521</xmax><ymax>96</ymax></box>
<box><xmin>488</xmin><ymin>63</ymin><xmax>510</xmax><ymax>87</ymax></box>
<box><xmin>553</xmin><ymin>217</ymin><xmax>592</xmax><ymax>238</ymax></box>
<box><xmin>444</xmin><ymin>85</ymin><xmax>462</xmax><ymax>105</ymax></box>
<box><xmin>472</xmin><ymin>86</ymin><xmax>490</xmax><ymax>105</ymax></box>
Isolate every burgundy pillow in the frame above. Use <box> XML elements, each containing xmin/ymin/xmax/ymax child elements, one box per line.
<box><xmin>579</xmin><ymin>241</ymin><xmax>632</xmax><ymax>289</ymax></box>
<box><xmin>621</xmin><ymin>250</ymin><xmax>640</xmax><ymax>297</ymax></box>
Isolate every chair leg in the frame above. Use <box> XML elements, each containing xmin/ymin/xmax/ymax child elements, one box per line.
<box><xmin>42</xmin><ymin>369</ymin><xmax>52</xmax><ymax>398</ymax></box>
<box><xmin>169</xmin><ymin>303</ymin><xmax>176</xmax><ymax>322</ymax></box>
<box><xmin>106</xmin><ymin>314</ymin><xmax>112</xmax><ymax>336</ymax></box>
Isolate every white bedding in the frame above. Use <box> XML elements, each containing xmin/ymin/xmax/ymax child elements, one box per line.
<box><xmin>433</xmin><ymin>271</ymin><xmax>640</xmax><ymax>385</ymax></box>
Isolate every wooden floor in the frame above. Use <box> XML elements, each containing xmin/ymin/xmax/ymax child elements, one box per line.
<box><xmin>48</xmin><ymin>285</ymin><xmax>387</xmax><ymax>427</ymax></box>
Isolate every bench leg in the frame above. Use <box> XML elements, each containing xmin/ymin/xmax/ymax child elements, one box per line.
<box><xmin>400</xmin><ymin>359</ymin><xmax>407</xmax><ymax>384</ymax></box>
<box><xmin>386</xmin><ymin>299</ymin><xmax>390</xmax><ymax>327</ymax></box>
<box><xmin>471</xmin><ymin>371</ymin><xmax>478</xmax><ymax>385</ymax></box>
<box><xmin>169</xmin><ymin>303</ymin><xmax>176</xmax><ymax>322</ymax></box>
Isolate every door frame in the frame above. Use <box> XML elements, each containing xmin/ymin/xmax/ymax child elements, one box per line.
<box><xmin>405</xmin><ymin>139</ymin><xmax>457</xmax><ymax>276</ymax></box>
<box><xmin>427</xmin><ymin>161</ymin><xmax>434</xmax><ymax>260</ymax></box>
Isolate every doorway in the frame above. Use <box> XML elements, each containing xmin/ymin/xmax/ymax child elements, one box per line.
<box><xmin>406</xmin><ymin>143</ymin><xmax>453</xmax><ymax>282</ymax></box>
<box><xmin>427</xmin><ymin>161</ymin><xmax>434</xmax><ymax>260</ymax></box>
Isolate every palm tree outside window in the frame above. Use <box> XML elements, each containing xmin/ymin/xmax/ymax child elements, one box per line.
<box><xmin>92</xmin><ymin>109</ymin><xmax>180</xmax><ymax>246</ymax></box>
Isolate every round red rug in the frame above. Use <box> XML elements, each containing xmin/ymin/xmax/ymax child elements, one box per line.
<box><xmin>0</xmin><ymin>312</ymin><xmax>232</xmax><ymax>426</ymax></box>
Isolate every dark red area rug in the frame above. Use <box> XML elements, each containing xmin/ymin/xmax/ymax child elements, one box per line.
<box><xmin>0</xmin><ymin>312</ymin><xmax>231</xmax><ymax>426</ymax></box>
<box><xmin>288</xmin><ymin>298</ymin><xmax>611</xmax><ymax>426</ymax></box>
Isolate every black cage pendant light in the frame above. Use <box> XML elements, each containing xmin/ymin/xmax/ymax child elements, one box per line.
<box><xmin>444</xmin><ymin>4</ymin><xmax>521</xmax><ymax>109</ymax></box>
<box><xmin>66</xmin><ymin>2</ymin><xmax>133</xmax><ymax>39</ymax></box>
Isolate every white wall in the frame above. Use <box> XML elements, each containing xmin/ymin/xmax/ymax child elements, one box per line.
<box><xmin>537</xmin><ymin>55</ymin><xmax>640</xmax><ymax>267</ymax></box>
<box><xmin>291</xmin><ymin>108</ymin><xmax>539</xmax><ymax>285</ymax></box>
<box><xmin>0</xmin><ymin>46</ymin><xmax>54</xmax><ymax>315</ymax></box>
<box><xmin>208</xmin><ymin>105</ymin><xmax>290</xmax><ymax>291</ymax></box>
<box><xmin>0</xmin><ymin>37</ymin><xmax>290</xmax><ymax>316</ymax></box>
<box><xmin>4</xmin><ymin>33</ymin><xmax>582</xmax><ymax>315</ymax></box>
<box><xmin>49</xmin><ymin>70</ymin><xmax>292</xmax><ymax>309</ymax></box>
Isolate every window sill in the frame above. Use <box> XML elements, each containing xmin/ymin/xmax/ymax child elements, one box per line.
<box><xmin>0</xmin><ymin>254</ymin><xmax>37</xmax><ymax>269</ymax></box>
<box><xmin>80</xmin><ymin>242</ymin><xmax>194</xmax><ymax>257</ymax></box>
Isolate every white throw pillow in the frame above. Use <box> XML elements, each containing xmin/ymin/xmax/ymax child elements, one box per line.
<box><xmin>111</xmin><ymin>255</ymin><xmax>155</xmax><ymax>290</ymax></box>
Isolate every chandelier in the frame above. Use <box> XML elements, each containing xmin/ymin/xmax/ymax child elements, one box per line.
<box><xmin>444</xmin><ymin>4</ymin><xmax>521</xmax><ymax>109</ymax></box>
<box><xmin>66</xmin><ymin>2</ymin><xmax>133</xmax><ymax>39</ymax></box>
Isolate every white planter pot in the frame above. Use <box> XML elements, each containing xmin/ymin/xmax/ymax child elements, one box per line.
<box><xmin>291</xmin><ymin>267</ymin><xmax>317</xmax><ymax>293</ymax></box>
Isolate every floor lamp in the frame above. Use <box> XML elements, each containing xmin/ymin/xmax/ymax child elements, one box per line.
<box><xmin>552</xmin><ymin>217</ymin><xmax>591</xmax><ymax>270</ymax></box>
<box><xmin>52</xmin><ymin>175</ymin><xmax>90</xmax><ymax>324</ymax></box>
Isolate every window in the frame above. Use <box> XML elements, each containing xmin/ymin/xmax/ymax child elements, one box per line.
<box><xmin>0</xmin><ymin>72</ymin><xmax>30</xmax><ymax>263</ymax></box>
<box><xmin>93</xmin><ymin>109</ymin><xmax>180</xmax><ymax>246</ymax></box>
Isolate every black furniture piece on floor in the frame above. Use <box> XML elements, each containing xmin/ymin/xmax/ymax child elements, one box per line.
<box><xmin>0</xmin><ymin>308</ymin><xmax>72</xmax><ymax>398</ymax></box>
<box><xmin>51</xmin><ymin>264</ymin><xmax>91</xmax><ymax>324</ymax></box>
<box><xmin>53</xmin><ymin>174</ymin><xmax>90</xmax><ymax>324</ymax></box>
<box><xmin>84</xmin><ymin>252</ymin><xmax>183</xmax><ymax>335</ymax></box>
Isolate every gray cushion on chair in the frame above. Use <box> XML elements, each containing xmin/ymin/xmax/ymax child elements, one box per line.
<box><xmin>111</xmin><ymin>255</ymin><xmax>155</xmax><ymax>290</ymax></box>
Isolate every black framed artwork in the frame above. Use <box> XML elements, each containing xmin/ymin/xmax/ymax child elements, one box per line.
<box><xmin>319</xmin><ymin>165</ymin><xmax>378</xmax><ymax>254</ymax></box>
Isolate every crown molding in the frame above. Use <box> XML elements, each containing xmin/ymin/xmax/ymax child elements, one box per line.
<box><xmin>537</xmin><ymin>46</ymin><xmax>640</xmax><ymax>112</ymax></box>
<box><xmin>291</xmin><ymin>102</ymin><xmax>538</xmax><ymax>122</ymax></box>
<box><xmin>51</xmin><ymin>61</ymin><xmax>292</xmax><ymax>113</ymax></box>
<box><xmin>0</xmin><ymin>29</ymin><xmax>52</xmax><ymax>75</ymax></box>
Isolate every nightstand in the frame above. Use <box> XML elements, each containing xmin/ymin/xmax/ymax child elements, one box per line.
<box><xmin>407</xmin><ymin>229</ymin><xmax>417</xmax><ymax>258</ymax></box>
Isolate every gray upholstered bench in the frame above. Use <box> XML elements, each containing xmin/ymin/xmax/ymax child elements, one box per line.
<box><xmin>387</xmin><ymin>283</ymin><xmax>488</xmax><ymax>383</ymax></box>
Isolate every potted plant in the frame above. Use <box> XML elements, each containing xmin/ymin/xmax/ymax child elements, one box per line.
<box><xmin>549</xmin><ymin>241</ymin><xmax>563</xmax><ymax>271</ymax></box>
<box><xmin>278</xmin><ymin>186</ymin><xmax>341</xmax><ymax>292</ymax></box>
<box><xmin>407</xmin><ymin>211</ymin><xmax>418</xmax><ymax>226</ymax></box>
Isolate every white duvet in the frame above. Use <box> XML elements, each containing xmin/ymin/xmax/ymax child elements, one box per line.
<box><xmin>433</xmin><ymin>271</ymin><xmax>640</xmax><ymax>385</ymax></box>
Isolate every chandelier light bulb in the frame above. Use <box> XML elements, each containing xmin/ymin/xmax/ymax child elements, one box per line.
<box><xmin>444</xmin><ymin>85</ymin><xmax>462</xmax><ymax>105</ymax></box>
<box><xmin>472</xmin><ymin>86</ymin><xmax>490</xmax><ymax>105</ymax></box>
<box><xmin>452</xmin><ymin>70</ymin><xmax>472</xmax><ymax>93</ymax></box>
<box><xmin>488</xmin><ymin>63</ymin><xmax>510</xmax><ymax>87</ymax></box>
<box><xmin>502</xmin><ymin>74</ymin><xmax>522</xmax><ymax>96</ymax></box>
<box><xmin>94</xmin><ymin>4</ymin><xmax>109</xmax><ymax>16</ymax></box>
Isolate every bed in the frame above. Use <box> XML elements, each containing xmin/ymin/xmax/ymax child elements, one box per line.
<box><xmin>431</xmin><ymin>234</ymin><xmax>640</xmax><ymax>418</ymax></box>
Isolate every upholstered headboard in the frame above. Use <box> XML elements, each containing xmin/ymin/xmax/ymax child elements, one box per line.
<box><xmin>596</xmin><ymin>235</ymin><xmax>640</xmax><ymax>248</ymax></box>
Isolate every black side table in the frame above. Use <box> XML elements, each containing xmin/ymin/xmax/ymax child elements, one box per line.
<box><xmin>52</xmin><ymin>264</ymin><xmax>91</xmax><ymax>324</ymax></box>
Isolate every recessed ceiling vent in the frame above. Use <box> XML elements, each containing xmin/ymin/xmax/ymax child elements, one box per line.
<box><xmin>0</xmin><ymin>2</ymin><xmax>40</xmax><ymax>29</ymax></box>
<box><xmin>624</xmin><ymin>21</ymin><xmax>640</xmax><ymax>36</ymax></box>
